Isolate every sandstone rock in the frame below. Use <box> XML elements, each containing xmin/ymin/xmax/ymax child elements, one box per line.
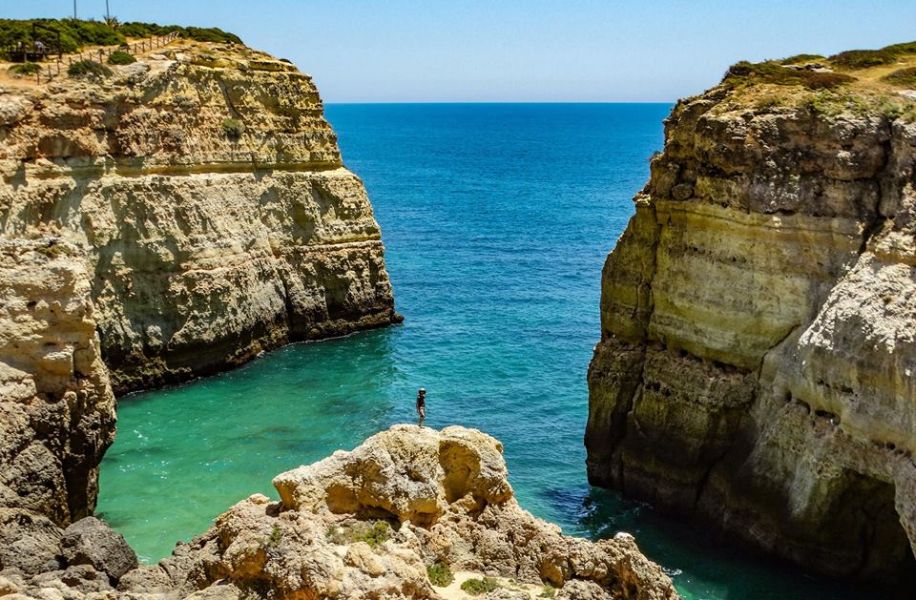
<box><xmin>60</xmin><ymin>517</ymin><xmax>138</xmax><ymax>582</ymax></box>
<box><xmin>0</xmin><ymin>509</ymin><xmax>62</xmax><ymax>575</ymax></box>
<box><xmin>586</xmin><ymin>54</ymin><xmax>916</xmax><ymax>584</ymax></box>
<box><xmin>0</xmin><ymin>40</ymin><xmax>399</xmax><ymax>396</ymax></box>
<box><xmin>0</xmin><ymin>37</ymin><xmax>401</xmax><ymax>600</ymax></box>
<box><xmin>0</xmin><ymin>238</ymin><xmax>115</xmax><ymax>529</ymax></box>
<box><xmin>159</xmin><ymin>426</ymin><xmax>677</xmax><ymax>600</ymax></box>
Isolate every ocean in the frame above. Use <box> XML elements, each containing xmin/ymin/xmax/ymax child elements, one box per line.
<box><xmin>97</xmin><ymin>103</ymin><xmax>868</xmax><ymax>600</ymax></box>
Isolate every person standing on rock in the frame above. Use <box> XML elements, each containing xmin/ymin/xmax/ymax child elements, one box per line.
<box><xmin>416</xmin><ymin>388</ymin><xmax>426</xmax><ymax>426</ymax></box>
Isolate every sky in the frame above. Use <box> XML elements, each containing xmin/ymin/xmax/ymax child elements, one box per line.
<box><xmin>4</xmin><ymin>1</ymin><xmax>916</xmax><ymax>102</ymax></box>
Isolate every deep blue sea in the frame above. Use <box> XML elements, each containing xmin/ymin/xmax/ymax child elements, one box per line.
<box><xmin>97</xmin><ymin>104</ymin><xmax>869</xmax><ymax>600</ymax></box>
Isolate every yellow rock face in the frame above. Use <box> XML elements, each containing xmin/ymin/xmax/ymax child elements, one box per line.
<box><xmin>0</xmin><ymin>40</ymin><xmax>399</xmax><ymax>547</ymax></box>
<box><xmin>0</xmin><ymin>238</ymin><xmax>115</xmax><ymax>526</ymax></box>
<box><xmin>587</xmin><ymin>80</ymin><xmax>916</xmax><ymax>582</ymax></box>
<box><xmin>0</xmin><ymin>40</ymin><xmax>399</xmax><ymax>394</ymax></box>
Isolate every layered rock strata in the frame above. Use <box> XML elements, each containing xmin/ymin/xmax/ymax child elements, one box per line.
<box><xmin>0</xmin><ymin>40</ymin><xmax>399</xmax><ymax>395</ymax></box>
<box><xmin>0</xmin><ymin>37</ymin><xmax>401</xmax><ymax>596</ymax></box>
<box><xmin>586</xmin><ymin>52</ymin><xmax>916</xmax><ymax>584</ymax></box>
<box><xmin>0</xmin><ymin>238</ymin><xmax>116</xmax><ymax>527</ymax></box>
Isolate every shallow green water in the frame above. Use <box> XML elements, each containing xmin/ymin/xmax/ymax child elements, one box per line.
<box><xmin>98</xmin><ymin>104</ymin><xmax>872</xmax><ymax>599</ymax></box>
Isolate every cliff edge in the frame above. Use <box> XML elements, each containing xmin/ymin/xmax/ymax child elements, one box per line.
<box><xmin>586</xmin><ymin>43</ymin><xmax>916</xmax><ymax>584</ymax></box>
<box><xmin>0</xmin><ymin>38</ymin><xmax>399</xmax><ymax>396</ymax></box>
<box><xmin>0</xmin><ymin>36</ymin><xmax>399</xmax><ymax>532</ymax></box>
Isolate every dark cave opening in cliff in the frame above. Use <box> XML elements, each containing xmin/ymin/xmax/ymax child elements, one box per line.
<box><xmin>831</xmin><ymin>473</ymin><xmax>916</xmax><ymax>590</ymax></box>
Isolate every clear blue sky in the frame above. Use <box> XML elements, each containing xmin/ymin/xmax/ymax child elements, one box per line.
<box><xmin>6</xmin><ymin>1</ymin><xmax>916</xmax><ymax>102</ymax></box>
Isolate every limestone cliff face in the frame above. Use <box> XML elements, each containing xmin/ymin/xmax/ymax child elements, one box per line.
<box><xmin>0</xmin><ymin>37</ymin><xmax>398</xmax><ymax>565</ymax></box>
<box><xmin>0</xmin><ymin>238</ymin><xmax>116</xmax><ymax>527</ymax></box>
<box><xmin>0</xmin><ymin>40</ymin><xmax>399</xmax><ymax>394</ymax></box>
<box><xmin>586</xmin><ymin>54</ymin><xmax>916</xmax><ymax>583</ymax></box>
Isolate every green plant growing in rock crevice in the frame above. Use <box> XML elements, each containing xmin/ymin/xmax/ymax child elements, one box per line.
<box><xmin>460</xmin><ymin>577</ymin><xmax>499</xmax><ymax>596</ymax></box>
<box><xmin>222</xmin><ymin>118</ymin><xmax>245</xmax><ymax>141</ymax></box>
<box><xmin>267</xmin><ymin>524</ymin><xmax>282</xmax><ymax>547</ymax></box>
<box><xmin>426</xmin><ymin>561</ymin><xmax>454</xmax><ymax>587</ymax></box>
<box><xmin>539</xmin><ymin>583</ymin><xmax>557</xmax><ymax>598</ymax></box>
<box><xmin>326</xmin><ymin>520</ymin><xmax>391</xmax><ymax>548</ymax></box>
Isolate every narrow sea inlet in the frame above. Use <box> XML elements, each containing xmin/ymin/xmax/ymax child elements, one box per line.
<box><xmin>97</xmin><ymin>104</ymin><xmax>866</xmax><ymax>600</ymax></box>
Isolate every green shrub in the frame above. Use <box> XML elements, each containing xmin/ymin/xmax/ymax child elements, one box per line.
<box><xmin>724</xmin><ymin>60</ymin><xmax>855</xmax><ymax>90</ymax></box>
<box><xmin>107</xmin><ymin>49</ymin><xmax>135</xmax><ymax>65</ymax></box>
<box><xmin>881</xmin><ymin>41</ymin><xmax>916</xmax><ymax>55</ymax></box>
<box><xmin>829</xmin><ymin>49</ymin><xmax>898</xmax><ymax>69</ymax></box>
<box><xmin>883</xmin><ymin>67</ymin><xmax>916</xmax><ymax>87</ymax></box>
<box><xmin>426</xmin><ymin>561</ymin><xmax>454</xmax><ymax>587</ymax></box>
<box><xmin>779</xmin><ymin>53</ymin><xmax>825</xmax><ymax>65</ymax></box>
<box><xmin>0</xmin><ymin>19</ymin><xmax>242</xmax><ymax>55</ymax></box>
<box><xmin>9</xmin><ymin>62</ymin><xmax>40</xmax><ymax>76</ymax></box>
<box><xmin>222</xmin><ymin>118</ymin><xmax>245</xmax><ymax>140</ymax></box>
<box><xmin>460</xmin><ymin>577</ymin><xmax>499</xmax><ymax>596</ymax></box>
<box><xmin>539</xmin><ymin>583</ymin><xmax>557</xmax><ymax>598</ymax></box>
<box><xmin>326</xmin><ymin>520</ymin><xmax>391</xmax><ymax>548</ymax></box>
<box><xmin>67</xmin><ymin>59</ymin><xmax>112</xmax><ymax>78</ymax></box>
<box><xmin>119</xmin><ymin>22</ymin><xmax>242</xmax><ymax>44</ymax></box>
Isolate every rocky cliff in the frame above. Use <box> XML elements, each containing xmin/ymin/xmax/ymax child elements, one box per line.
<box><xmin>0</xmin><ymin>35</ymin><xmax>402</xmax><ymax>595</ymax></box>
<box><xmin>0</xmin><ymin>425</ymin><xmax>679</xmax><ymax>600</ymax></box>
<box><xmin>586</xmin><ymin>44</ymin><xmax>916</xmax><ymax>584</ymax></box>
<box><xmin>0</xmin><ymin>40</ymin><xmax>399</xmax><ymax>395</ymax></box>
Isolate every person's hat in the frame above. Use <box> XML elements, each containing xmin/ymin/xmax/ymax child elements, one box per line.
<box><xmin>419</xmin><ymin>388</ymin><xmax>426</xmax><ymax>392</ymax></box>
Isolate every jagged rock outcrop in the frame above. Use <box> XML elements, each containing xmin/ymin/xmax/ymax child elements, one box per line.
<box><xmin>0</xmin><ymin>238</ymin><xmax>116</xmax><ymax>527</ymax></box>
<box><xmin>0</xmin><ymin>40</ymin><xmax>399</xmax><ymax>395</ymax></box>
<box><xmin>586</xmin><ymin>48</ymin><xmax>916</xmax><ymax>585</ymax></box>
<box><xmin>0</xmin><ymin>426</ymin><xmax>677</xmax><ymax>599</ymax></box>
<box><xmin>137</xmin><ymin>425</ymin><xmax>677</xmax><ymax>600</ymax></box>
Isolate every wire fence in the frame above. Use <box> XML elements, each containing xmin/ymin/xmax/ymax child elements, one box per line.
<box><xmin>23</xmin><ymin>31</ymin><xmax>180</xmax><ymax>85</ymax></box>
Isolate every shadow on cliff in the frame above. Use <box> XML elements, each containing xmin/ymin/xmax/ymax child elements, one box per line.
<box><xmin>542</xmin><ymin>485</ymin><xmax>906</xmax><ymax>600</ymax></box>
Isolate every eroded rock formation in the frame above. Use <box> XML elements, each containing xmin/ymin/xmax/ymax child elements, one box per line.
<box><xmin>586</xmin><ymin>50</ymin><xmax>916</xmax><ymax>584</ymax></box>
<box><xmin>0</xmin><ymin>40</ymin><xmax>399</xmax><ymax>395</ymax></box>
<box><xmin>145</xmin><ymin>425</ymin><xmax>677</xmax><ymax>599</ymax></box>
<box><xmin>0</xmin><ymin>425</ymin><xmax>677</xmax><ymax>599</ymax></box>
<box><xmin>0</xmin><ymin>36</ymin><xmax>400</xmax><ymax>597</ymax></box>
<box><xmin>0</xmin><ymin>238</ymin><xmax>116</xmax><ymax>527</ymax></box>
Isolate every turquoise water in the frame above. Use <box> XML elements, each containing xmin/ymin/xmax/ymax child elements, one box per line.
<box><xmin>98</xmin><ymin>104</ymin><xmax>868</xmax><ymax>599</ymax></box>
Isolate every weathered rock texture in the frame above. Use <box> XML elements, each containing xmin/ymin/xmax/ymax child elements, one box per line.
<box><xmin>0</xmin><ymin>238</ymin><xmax>116</xmax><ymax>527</ymax></box>
<box><xmin>586</xmin><ymin>53</ymin><xmax>916</xmax><ymax>584</ymax></box>
<box><xmin>0</xmin><ymin>37</ymin><xmax>400</xmax><ymax>598</ymax></box>
<box><xmin>0</xmin><ymin>426</ymin><xmax>677</xmax><ymax>599</ymax></box>
<box><xmin>0</xmin><ymin>40</ymin><xmax>399</xmax><ymax>395</ymax></box>
<box><xmin>140</xmin><ymin>425</ymin><xmax>677</xmax><ymax>600</ymax></box>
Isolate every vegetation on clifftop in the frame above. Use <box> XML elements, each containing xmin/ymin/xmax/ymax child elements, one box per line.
<box><xmin>718</xmin><ymin>39</ymin><xmax>916</xmax><ymax>122</ymax></box>
<box><xmin>0</xmin><ymin>18</ymin><xmax>241</xmax><ymax>53</ymax></box>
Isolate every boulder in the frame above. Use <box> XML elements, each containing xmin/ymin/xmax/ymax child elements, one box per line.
<box><xmin>60</xmin><ymin>517</ymin><xmax>138</xmax><ymax>582</ymax></box>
